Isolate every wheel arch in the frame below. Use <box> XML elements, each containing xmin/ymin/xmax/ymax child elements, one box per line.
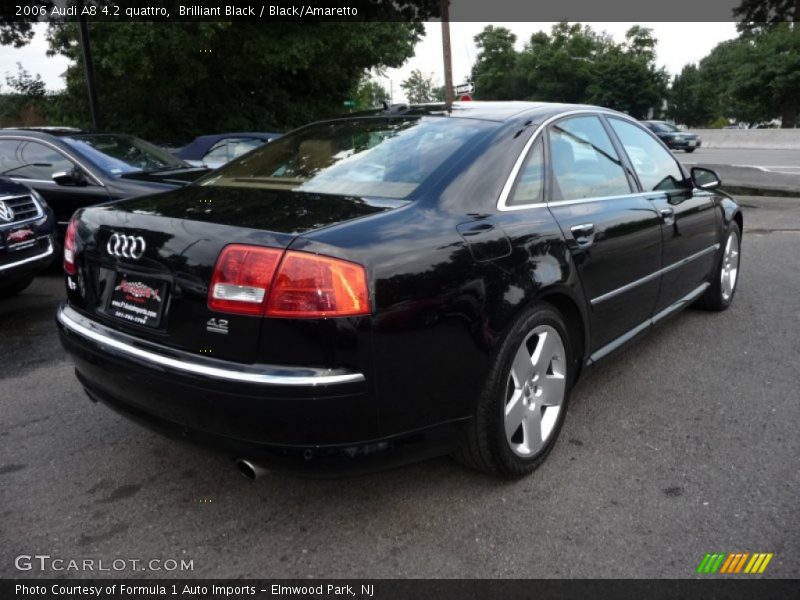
<box><xmin>533</xmin><ymin>286</ymin><xmax>588</xmax><ymax>381</ymax></box>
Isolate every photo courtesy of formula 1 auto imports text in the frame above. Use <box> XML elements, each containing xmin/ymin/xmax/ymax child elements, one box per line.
<box><xmin>0</xmin><ymin>0</ymin><xmax>798</xmax><ymax>598</ymax></box>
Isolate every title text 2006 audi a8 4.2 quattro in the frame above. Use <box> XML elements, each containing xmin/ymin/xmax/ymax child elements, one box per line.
<box><xmin>57</xmin><ymin>102</ymin><xmax>742</xmax><ymax>479</ymax></box>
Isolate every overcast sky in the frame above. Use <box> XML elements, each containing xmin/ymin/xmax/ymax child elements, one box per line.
<box><xmin>1</xmin><ymin>22</ymin><xmax>738</xmax><ymax>102</ymax></box>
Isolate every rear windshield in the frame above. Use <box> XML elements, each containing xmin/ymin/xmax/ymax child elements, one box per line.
<box><xmin>196</xmin><ymin>117</ymin><xmax>494</xmax><ymax>199</ymax></box>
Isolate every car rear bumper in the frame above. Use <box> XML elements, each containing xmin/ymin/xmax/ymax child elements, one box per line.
<box><xmin>57</xmin><ymin>303</ymin><xmax>462</xmax><ymax>474</ymax></box>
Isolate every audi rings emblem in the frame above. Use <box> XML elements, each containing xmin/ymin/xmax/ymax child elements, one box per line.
<box><xmin>107</xmin><ymin>233</ymin><xmax>146</xmax><ymax>259</ymax></box>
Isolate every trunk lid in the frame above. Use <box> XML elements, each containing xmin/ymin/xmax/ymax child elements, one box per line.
<box><xmin>72</xmin><ymin>186</ymin><xmax>393</xmax><ymax>363</ymax></box>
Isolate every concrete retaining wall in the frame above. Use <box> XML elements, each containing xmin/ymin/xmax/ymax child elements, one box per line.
<box><xmin>694</xmin><ymin>129</ymin><xmax>800</xmax><ymax>150</ymax></box>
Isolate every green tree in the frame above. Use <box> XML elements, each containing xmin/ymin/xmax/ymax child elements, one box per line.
<box><xmin>400</xmin><ymin>69</ymin><xmax>440</xmax><ymax>103</ymax></box>
<box><xmin>586</xmin><ymin>26</ymin><xmax>668</xmax><ymax>118</ymax></box>
<box><xmin>697</xmin><ymin>26</ymin><xmax>800</xmax><ymax>127</ymax></box>
<box><xmin>734</xmin><ymin>0</ymin><xmax>800</xmax><ymax>34</ymax></box>
<box><xmin>668</xmin><ymin>64</ymin><xmax>716</xmax><ymax>126</ymax></box>
<box><xmin>516</xmin><ymin>23</ymin><xmax>607</xmax><ymax>103</ymax></box>
<box><xmin>352</xmin><ymin>75</ymin><xmax>389</xmax><ymax>109</ymax></box>
<box><xmin>5</xmin><ymin>63</ymin><xmax>46</xmax><ymax>97</ymax></box>
<box><xmin>0</xmin><ymin>63</ymin><xmax>52</xmax><ymax>126</ymax></box>
<box><xmin>470</xmin><ymin>25</ymin><xmax>520</xmax><ymax>100</ymax></box>
<box><xmin>45</xmin><ymin>21</ymin><xmax>424</xmax><ymax>140</ymax></box>
<box><xmin>0</xmin><ymin>1</ymin><xmax>53</xmax><ymax>47</ymax></box>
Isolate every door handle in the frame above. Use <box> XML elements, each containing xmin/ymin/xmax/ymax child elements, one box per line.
<box><xmin>660</xmin><ymin>207</ymin><xmax>675</xmax><ymax>225</ymax></box>
<box><xmin>570</xmin><ymin>223</ymin><xmax>595</xmax><ymax>246</ymax></box>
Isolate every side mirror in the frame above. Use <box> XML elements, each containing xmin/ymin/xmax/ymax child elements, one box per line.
<box><xmin>691</xmin><ymin>167</ymin><xmax>721</xmax><ymax>190</ymax></box>
<box><xmin>52</xmin><ymin>168</ymin><xmax>86</xmax><ymax>187</ymax></box>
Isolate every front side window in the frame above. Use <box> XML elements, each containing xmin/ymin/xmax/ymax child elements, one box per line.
<box><xmin>0</xmin><ymin>140</ymin><xmax>74</xmax><ymax>179</ymax></box>
<box><xmin>0</xmin><ymin>140</ymin><xmax>24</xmax><ymax>177</ymax></box>
<box><xmin>548</xmin><ymin>116</ymin><xmax>631</xmax><ymax>201</ymax></box>
<box><xmin>197</xmin><ymin>117</ymin><xmax>494</xmax><ymax>199</ymax></box>
<box><xmin>609</xmin><ymin>118</ymin><xmax>686</xmax><ymax>192</ymax></box>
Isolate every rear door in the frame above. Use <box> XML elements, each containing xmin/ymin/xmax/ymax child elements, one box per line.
<box><xmin>543</xmin><ymin>114</ymin><xmax>663</xmax><ymax>353</ymax></box>
<box><xmin>606</xmin><ymin>117</ymin><xmax>720</xmax><ymax>313</ymax></box>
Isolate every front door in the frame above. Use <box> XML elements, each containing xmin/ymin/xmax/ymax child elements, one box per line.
<box><xmin>606</xmin><ymin>117</ymin><xmax>720</xmax><ymax>312</ymax></box>
<box><xmin>544</xmin><ymin>115</ymin><xmax>663</xmax><ymax>353</ymax></box>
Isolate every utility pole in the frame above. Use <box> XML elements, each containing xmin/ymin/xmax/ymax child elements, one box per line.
<box><xmin>77</xmin><ymin>0</ymin><xmax>101</xmax><ymax>130</ymax></box>
<box><xmin>441</xmin><ymin>0</ymin><xmax>454</xmax><ymax>109</ymax></box>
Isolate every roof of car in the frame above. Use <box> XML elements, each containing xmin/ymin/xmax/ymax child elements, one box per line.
<box><xmin>177</xmin><ymin>132</ymin><xmax>283</xmax><ymax>160</ymax></box>
<box><xmin>346</xmin><ymin>101</ymin><xmax>628</xmax><ymax>125</ymax></box>
<box><xmin>0</xmin><ymin>126</ymin><xmax>88</xmax><ymax>136</ymax></box>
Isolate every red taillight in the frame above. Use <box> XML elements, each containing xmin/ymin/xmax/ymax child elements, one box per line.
<box><xmin>208</xmin><ymin>245</ymin><xmax>371</xmax><ymax>318</ymax></box>
<box><xmin>208</xmin><ymin>245</ymin><xmax>283</xmax><ymax>315</ymax></box>
<box><xmin>63</xmin><ymin>218</ymin><xmax>78</xmax><ymax>275</ymax></box>
<box><xmin>267</xmin><ymin>251</ymin><xmax>371</xmax><ymax>318</ymax></box>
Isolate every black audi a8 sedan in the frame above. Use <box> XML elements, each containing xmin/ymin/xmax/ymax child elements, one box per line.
<box><xmin>57</xmin><ymin>102</ymin><xmax>742</xmax><ymax>479</ymax></box>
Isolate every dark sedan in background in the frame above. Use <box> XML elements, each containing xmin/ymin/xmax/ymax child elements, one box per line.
<box><xmin>0</xmin><ymin>177</ymin><xmax>55</xmax><ymax>297</ymax></box>
<box><xmin>57</xmin><ymin>102</ymin><xmax>741</xmax><ymax>479</ymax></box>
<box><xmin>176</xmin><ymin>132</ymin><xmax>282</xmax><ymax>168</ymax></box>
<box><xmin>642</xmin><ymin>120</ymin><xmax>701</xmax><ymax>152</ymax></box>
<box><xmin>0</xmin><ymin>128</ymin><xmax>209</xmax><ymax>238</ymax></box>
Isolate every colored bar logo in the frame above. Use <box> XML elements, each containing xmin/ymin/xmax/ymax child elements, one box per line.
<box><xmin>696</xmin><ymin>552</ymin><xmax>773</xmax><ymax>574</ymax></box>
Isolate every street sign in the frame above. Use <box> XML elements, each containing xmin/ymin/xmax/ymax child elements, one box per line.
<box><xmin>454</xmin><ymin>82</ymin><xmax>475</xmax><ymax>95</ymax></box>
<box><xmin>343</xmin><ymin>100</ymin><xmax>357</xmax><ymax>108</ymax></box>
<box><xmin>460</xmin><ymin>94</ymin><xmax>472</xmax><ymax>102</ymax></box>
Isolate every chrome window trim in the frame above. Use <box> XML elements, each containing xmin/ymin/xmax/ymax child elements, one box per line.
<box><xmin>0</xmin><ymin>193</ymin><xmax>45</xmax><ymax>227</ymax></box>
<box><xmin>497</xmin><ymin>109</ymin><xmax>656</xmax><ymax>212</ymax></box>
<box><xmin>590</xmin><ymin>243</ymin><xmax>720</xmax><ymax>306</ymax></box>
<box><xmin>0</xmin><ymin>135</ymin><xmax>105</xmax><ymax>187</ymax></box>
<box><xmin>0</xmin><ymin>238</ymin><xmax>53</xmax><ymax>271</ymax></box>
<box><xmin>56</xmin><ymin>306</ymin><xmax>366</xmax><ymax>387</ymax></box>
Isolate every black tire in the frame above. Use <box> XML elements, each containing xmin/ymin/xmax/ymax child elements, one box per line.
<box><xmin>685</xmin><ymin>148</ymin><xmax>695</xmax><ymax>153</ymax></box>
<box><xmin>696</xmin><ymin>221</ymin><xmax>741</xmax><ymax>311</ymax></box>
<box><xmin>454</xmin><ymin>303</ymin><xmax>574</xmax><ymax>478</ymax></box>
<box><xmin>0</xmin><ymin>276</ymin><xmax>33</xmax><ymax>299</ymax></box>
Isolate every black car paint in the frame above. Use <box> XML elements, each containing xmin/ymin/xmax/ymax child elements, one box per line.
<box><xmin>57</xmin><ymin>103</ymin><xmax>741</xmax><ymax>474</ymax></box>
<box><xmin>0</xmin><ymin>129</ymin><xmax>209</xmax><ymax>235</ymax></box>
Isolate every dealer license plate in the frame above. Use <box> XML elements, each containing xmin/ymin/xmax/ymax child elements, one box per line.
<box><xmin>108</xmin><ymin>272</ymin><xmax>167</xmax><ymax>328</ymax></box>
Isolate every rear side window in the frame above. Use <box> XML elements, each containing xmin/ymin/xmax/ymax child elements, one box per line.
<box><xmin>508</xmin><ymin>138</ymin><xmax>544</xmax><ymax>206</ymax></box>
<box><xmin>548</xmin><ymin>116</ymin><xmax>631</xmax><ymax>201</ymax></box>
<box><xmin>198</xmin><ymin>117</ymin><xmax>494</xmax><ymax>199</ymax></box>
<box><xmin>609</xmin><ymin>118</ymin><xmax>685</xmax><ymax>192</ymax></box>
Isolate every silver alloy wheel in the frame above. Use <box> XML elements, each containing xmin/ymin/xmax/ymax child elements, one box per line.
<box><xmin>504</xmin><ymin>324</ymin><xmax>567</xmax><ymax>458</ymax></box>
<box><xmin>721</xmin><ymin>230</ymin><xmax>740</xmax><ymax>302</ymax></box>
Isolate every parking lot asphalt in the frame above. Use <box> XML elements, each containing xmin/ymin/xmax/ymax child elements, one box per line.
<box><xmin>1</xmin><ymin>195</ymin><xmax>798</xmax><ymax>579</ymax></box>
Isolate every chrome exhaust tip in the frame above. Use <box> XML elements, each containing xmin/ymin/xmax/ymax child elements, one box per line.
<box><xmin>235</xmin><ymin>459</ymin><xmax>268</xmax><ymax>481</ymax></box>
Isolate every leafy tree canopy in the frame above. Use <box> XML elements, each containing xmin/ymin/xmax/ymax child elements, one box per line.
<box><xmin>734</xmin><ymin>0</ymin><xmax>800</xmax><ymax>34</ymax></box>
<box><xmin>45</xmin><ymin>21</ymin><xmax>424</xmax><ymax>140</ymax></box>
<box><xmin>471</xmin><ymin>22</ymin><xmax>667</xmax><ymax>119</ymax></box>
<box><xmin>687</xmin><ymin>24</ymin><xmax>800</xmax><ymax>127</ymax></box>
<box><xmin>401</xmin><ymin>69</ymin><xmax>443</xmax><ymax>103</ymax></box>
